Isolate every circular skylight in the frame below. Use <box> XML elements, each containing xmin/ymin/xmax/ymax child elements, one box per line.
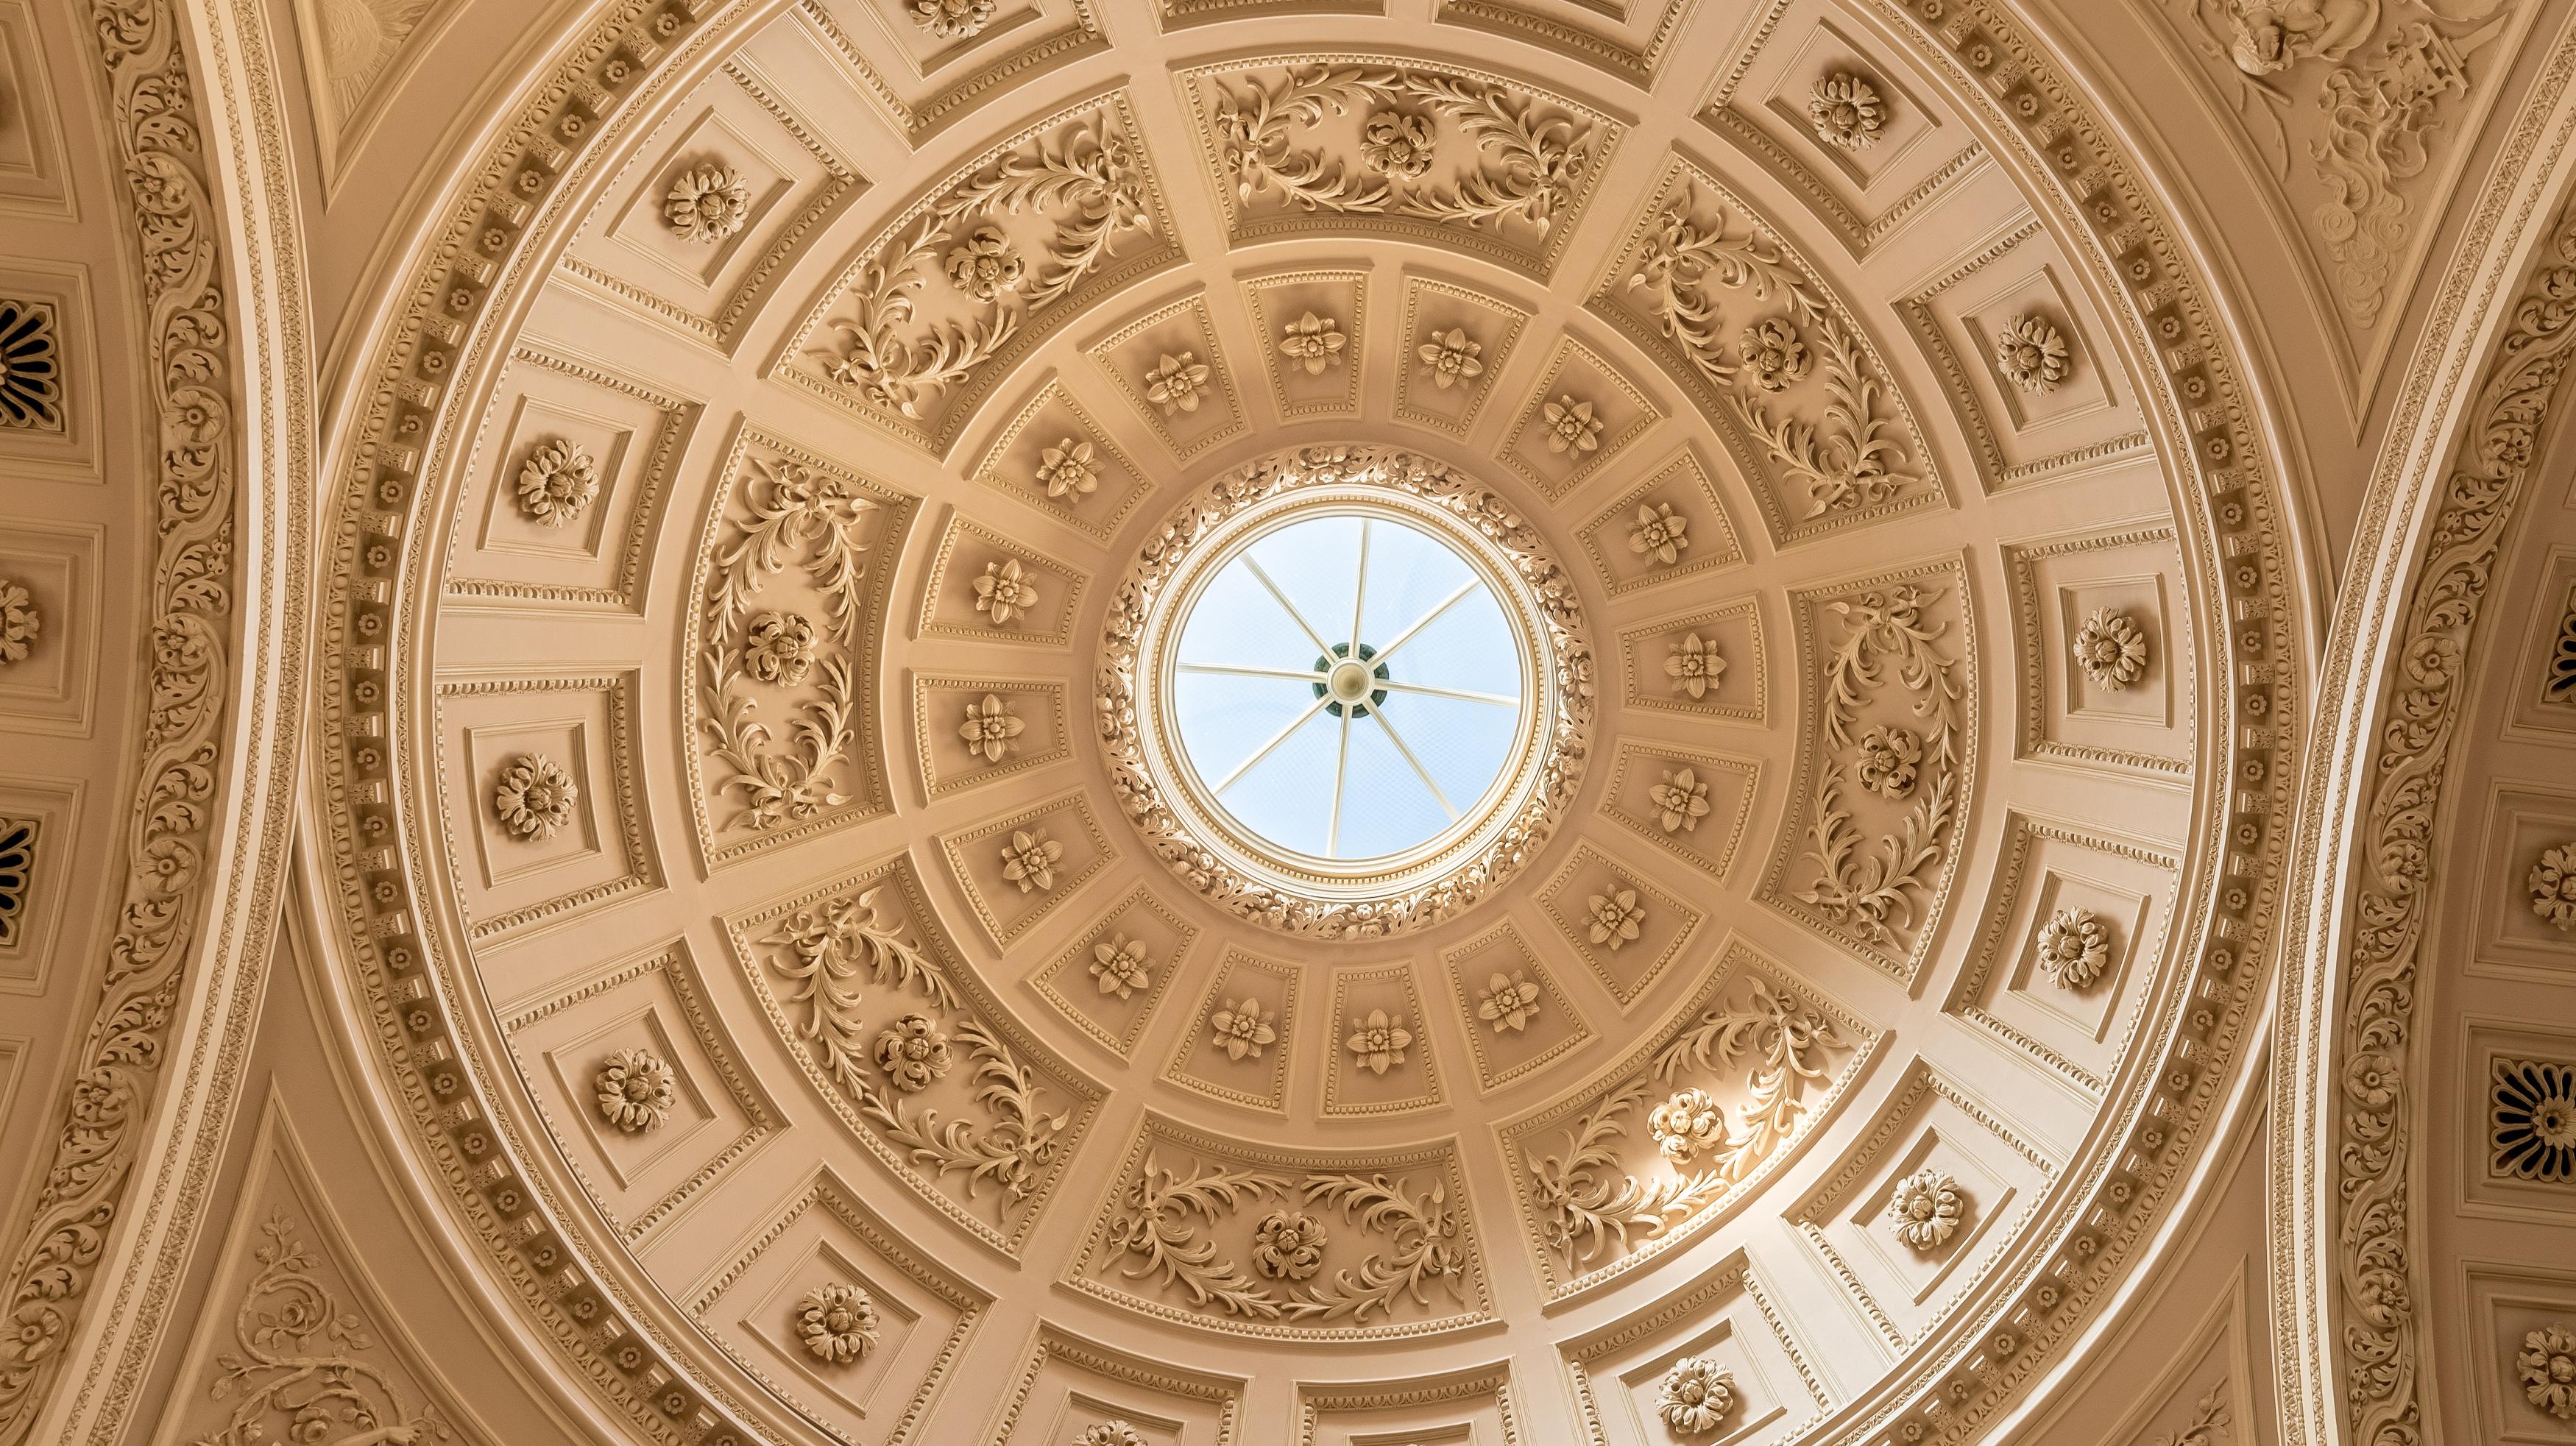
<box><xmin>1167</xmin><ymin>509</ymin><xmax>1529</xmax><ymax>865</ymax></box>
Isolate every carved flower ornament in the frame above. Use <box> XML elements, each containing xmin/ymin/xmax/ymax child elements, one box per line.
<box><xmin>999</xmin><ymin>829</ymin><xmax>1064</xmax><ymax>893</ymax></box>
<box><xmin>909</xmin><ymin>0</ymin><xmax>995</xmax><ymax>38</ymax></box>
<box><xmin>1345</xmin><ymin>1010</ymin><xmax>1413</xmax><ymax>1074</ymax></box>
<box><xmin>1808</xmin><ymin>71</ymin><xmax>1887</xmax><ymax>149</ymax></box>
<box><xmin>1657</xmin><ymin>1356</ymin><xmax>1736</xmax><ymax>1435</ymax></box>
<box><xmin>742</xmin><ymin>610</ymin><xmax>816</xmax><ymax>686</ymax></box>
<box><xmin>1650</xmin><ymin>767</ymin><xmax>1713</xmax><ymax>833</ymax></box>
<box><xmin>1588</xmin><ymin>888</ymin><xmax>1646</xmax><ymax>950</ymax></box>
<box><xmin>1855</xmin><ymin>724</ymin><xmax>1922</xmax><ymax>799</ymax></box>
<box><xmin>1741</xmin><ymin>316</ymin><xmax>1811</xmax><ymax>392</ymax></box>
<box><xmin>1886</xmin><ymin>1166</ymin><xmax>1966</xmax><ymax>1248</ymax></box>
<box><xmin>663</xmin><ymin>163</ymin><xmax>751</xmax><ymax>243</ymax></box>
<box><xmin>2530</xmin><ymin>843</ymin><xmax>2576</xmax><ymax>931</ymax></box>
<box><xmin>958</xmin><ymin>692</ymin><xmax>1024</xmax><ymax>763</ymax></box>
<box><xmin>1666</xmin><ymin>631</ymin><xmax>1724</xmax><ymax>699</ymax></box>
<box><xmin>1249</xmin><ymin>1208</ymin><xmax>1329</xmax><ymax>1280</ymax></box>
<box><xmin>2037</xmin><ymin>907</ymin><xmax>2113</xmax><ymax>989</ymax></box>
<box><xmin>1995</xmin><ymin>314</ymin><xmax>2073</xmax><ymax>393</ymax></box>
<box><xmin>514</xmin><ymin>438</ymin><xmax>598</xmax><ymax>525</ymax></box>
<box><xmin>796</xmin><ymin>1283</ymin><xmax>879</xmax><ymax>1365</ymax></box>
<box><xmin>1477</xmin><ymin>971</ymin><xmax>1542</xmax><ymax>1032</ymax></box>
<box><xmin>1543</xmin><ymin>394</ymin><xmax>1604</xmax><ymax>454</ymax></box>
<box><xmin>1090</xmin><ymin>935</ymin><xmax>1151</xmax><ymax>999</ymax></box>
<box><xmin>1630</xmin><ymin>501</ymin><xmax>1691</xmax><ymax>566</ymax></box>
<box><xmin>1649</xmin><ymin>1086</ymin><xmax>1728</xmax><ymax>1163</ymax></box>
<box><xmin>1360</xmin><ymin>107</ymin><xmax>1437</xmax><ymax>178</ymax></box>
<box><xmin>2492</xmin><ymin>1057</ymin><xmax>2576</xmax><ymax>1183</ymax></box>
<box><xmin>1144</xmin><ymin>351</ymin><xmax>1214</xmax><ymax>414</ymax></box>
<box><xmin>1034</xmin><ymin>436</ymin><xmax>1099</xmax><ymax>500</ymax></box>
<box><xmin>1278</xmin><ymin>311</ymin><xmax>1347</xmax><ymax>374</ymax></box>
<box><xmin>872</xmin><ymin>1013</ymin><xmax>952</xmax><ymax>1093</ymax></box>
<box><xmin>492</xmin><ymin>754</ymin><xmax>577</xmax><ymax>841</ymax></box>
<box><xmin>1415</xmin><ymin>327</ymin><xmax>1484</xmax><ymax>389</ymax></box>
<box><xmin>2521</xmin><ymin>1325</ymin><xmax>2576</xmax><ymax>1421</ymax></box>
<box><xmin>943</xmin><ymin>222</ymin><xmax>1025</xmax><ymax>301</ymax></box>
<box><xmin>1075</xmin><ymin>1424</ymin><xmax>1146</xmax><ymax>1446</ymax></box>
<box><xmin>2073</xmin><ymin>608</ymin><xmax>2151</xmax><ymax>690</ymax></box>
<box><xmin>595</xmin><ymin>1048</ymin><xmax>676</xmax><ymax>1133</ymax></box>
<box><xmin>1210</xmin><ymin>997</ymin><xmax>1277</xmax><ymax>1059</ymax></box>
<box><xmin>0</xmin><ymin>579</ymin><xmax>38</xmax><ymax>666</ymax></box>
<box><xmin>974</xmin><ymin>557</ymin><xmax>1039</xmax><ymax>627</ymax></box>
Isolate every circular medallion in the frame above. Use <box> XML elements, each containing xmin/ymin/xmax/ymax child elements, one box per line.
<box><xmin>1102</xmin><ymin>447</ymin><xmax>1590</xmax><ymax>938</ymax></box>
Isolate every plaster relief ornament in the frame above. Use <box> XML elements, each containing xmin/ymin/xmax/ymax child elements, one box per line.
<box><xmin>1796</xmin><ymin>584</ymin><xmax>1963</xmax><ymax>946</ymax></box>
<box><xmin>1650</xmin><ymin>767</ymin><xmax>1713</xmax><ymax>833</ymax></box>
<box><xmin>1034</xmin><ymin>436</ymin><xmax>1100</xmax><ymax>500</ymax></box>
<box><xmin>1656</xmin><ymin>1356</ymin><xmax>1736</xmax><ymax>1436</ymax></box>
<box><xmin>999</xmin><ymin>829</ymin><xmax>1064</xmax><ymax>893</ymax></box>
<box><xmin>1477</xmin><ymin>971</ymin><xmax>1543</xmax><ymax>1032</ymax></box>
<box><xmin>1250</xmin><ymin>1209</ymin><xmax>1329</xmax><ymax>1279</ymax></box>
<box><xmin>699</xmin><ymin>457</ymin><xmax>876</xmax><ymax>832</ymax></box>
<box><xmin>1543</xmin><ymin>394</ymin><xmax>1604</xmax><ymax>454</ymax></box>
<box><xmin>2221</xmin><ymin>0</ymin><xmax>2380</xmax><ymax>75</ymax></box>
<box><xmin>2073</xmin><ymin>606</ymin><xmax>2151</xmax><ymax>690</ymax></box>
<box><xmin>514</xmin><ymin>438</ymin><xmax>599</xmax><ymax>525</ymax></box>
<box><xmin>1075</xmin><ymin>1425</ymin><xmax>1146</xmax><ymax>1446</ymax></box>
<box><xmin>1529</xmin><ymin>978</ymin><xmax>1844</xmax><ymax>1269</ymax></box>
<box><xmin>1629</xmin><ymin>501</ymin><xmax>1691</xmax><ymax>566</ymax></box>
<box><xmin>1886</xmin><ymin>1166</ymin><xmax>1966</xmax><ymax>1248</ymax></box>
<box><xmin>960</xmin><ymin>693</ymin><xmax>1024</xmax><ymax>763</ymax></box>
<box><xmin>873</xmin><ymin>1013</ymin><xmax>953</xmax><ymax>1092</ymax></box>
<box><xmin>1666</xmin><ymin>632</ymin><xmax>1724</xmax><ymax>700</ymax></box>
<box><xmin>662</xmin><ymin>162</ymin><xmax>751</xmax><ymax>243</ymax></box>
<box><xmin>974</xmin><ymin>557</ymin><xmax>1039</xmax><ymax>627</ymax></box>
<box><xmin>2491</xmin><ymin>1057</ymin><xmax>2576</xmax><ymax>1183</ymax></box>
<box><xmin>492</xmin><ymin>754</ymin><xmax>577</xmax><ymax>841</ymax></box>
<box><xmin>0</xmin><ymin>299</ymin><xmax>63</xmax><ymax>430</ymax></box>
<box><xmin>191</xmin><ymin>1213</ymin><xmax>445</xmax><ymax>1446</ymax></box>
<box><xmin>910</xmin><ymin>0</ymin><xmax>996</xmax><ymax>38</ymax></box>
<box><xmin>1360</xmin><ymin>107</ymin><xmax>1437</xmax><ymax>178</ymax></box>
<box><xmin>1855</xmin><ymin>724</ymin><xmax>1922</xmax><ymax>800</ymax></box>
<box><xmin>1416</xmin><ymin>327</ymin><xmax>1484</xmax><ymax>389</ymax></box>
<box><xmin>1627</xmin><ymin>187</ymin><xmax>1922</xmax><ymax>518</ymax></box>
<box><xmin>1648</xmin><ymin>1087</ymin><xmax>1727</xmax><ymax>1163</ymax></box>
<box><xmin>0</xmin><ymin>580</ymin><xmax>37</xmax><ymax>666</ymax></box>
<box><xmin>1209</xmin><ymin>64</ymin><xmax>1596</xmax><ymax>241</ymax></box>
<box><xmin>1210</xmin><ymin>996</ymin><xmax>1278</xmax><ymax>1060</ymax></box>
<box><xmin>2037</xmin><ymin>907</ymin><xmax>2114</xmax><ymax>989</ymax></box>
<box><xmin>1741</xmin><ymin>316</ymin><xmax>1811</xmax><ymax>391</ymax></box>
<box><xmin>2530</xmin><ymin>843</ymin><xmax>2576</xmax><ymax>930</ymax></box>
<box><xmin>1808</xmin><ymin>71</ymin><xmax>1888</xmax><ymax>149</ymax></box>
<box><xmin>1144</xmin><ymin>351</ymin><xmax>1213</xmax><ymax>414</ymax></box>
<box><xmin>1588</xmin><ymin>889</ymin><xmax>1646</xmax><ymax>950</ymax></box>
<box><xmin>742</xmin><ymin>610</ymin><xmax>816</xmax><ymax>686</ymax></box>
<box><xmin>2521</xmin><ymin>1325</ymin><xmax>2576</xmax><ymax>1421</ymax></box>
<box><xmin>796</xmin><ymin>1283</ymin><xmax>880</xmax><ymax>1366</ymax></box>
<box><xmin>818</xmin><ymin>115</ymin><xmax>1152</xmax><ymax>422</ymax></box>
<box><xmin>943</xmin><ymin>221</ymin><xmax>1025</xmax><ymax>301</ymax></box>
<box><xmin>1278</xmin><ymin>311</ymin><xmax>1347</xmax><ymax>374</ymax></box>
<box><xmin>594</xmin><ymin>1047</ymin><xmax>676</xmax><ymax>1133</ymax></box>
<box><xmin>761</xmin><ymin>887</ymin><xmax>1069</xmax><ymax>1218</ymax></box>
<box><xmin>1995</xmin><ymin>314</ymin><xmax>2073</xmax><ymax>393</ymax></box>
<box><xmin>1345</xmin><ymin>1010</ymin><xmax>1413</xmax><ymax>1074</ymax></box>
<box><xmin>1090</xmin><ymin>935</ymin><xmax>1150</xmax><ymax>999</ymax></box>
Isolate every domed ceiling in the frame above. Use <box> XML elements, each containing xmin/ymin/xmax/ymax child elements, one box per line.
<box><xmin>300</xmin><ymin>0</ymin><xmax>2304</xmax><ymax>1442</ymax></box>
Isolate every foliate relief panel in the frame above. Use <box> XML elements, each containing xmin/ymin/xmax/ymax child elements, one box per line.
<box><xmin>727</xmin><ymin>851</ymin><xmax>1101</xmax><ymax>1252</ymax></box>
<box><xmin>1179</xmin><ymin>55</ymin><xmax>1620</xmax><ymax>277</ymax></box>
<box><xmin>684</xmin><ymin>1169</ymin><xmax>986</xmax><ymax>1446</ymax></box>
<box><xmin>1503</xmin><ymin>943</ymin><xmax>1875</xmax><ymax>1296</ymax></box>
<box><xmin>1759</xmin><ymin>557</ymin><xmax>1975</xmax><ymax>982</ymax></box>
<box><xmin>1068</xmin><ymin>1114</ymin><xmax>1492</xmax><ymax>1340</ymax></box>
<box><xmin>1561</xmin><ymin>1252</ymin><xmax>1832</xmax><ymax>1446</ymax></box>
<box><xmin>682</xmin><ymin>428</ymin><xmax>915</xmax><ymax>866</ymax></box>
<box><xmin>1589</xmin><ymin>157</ymin><xmax>1944</xmax><ymax>546</ymax></box>
<box><xmin>780</xmin><ymin>90</ymin><xmax>1178</xmax><ymax>453</ymax></box>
